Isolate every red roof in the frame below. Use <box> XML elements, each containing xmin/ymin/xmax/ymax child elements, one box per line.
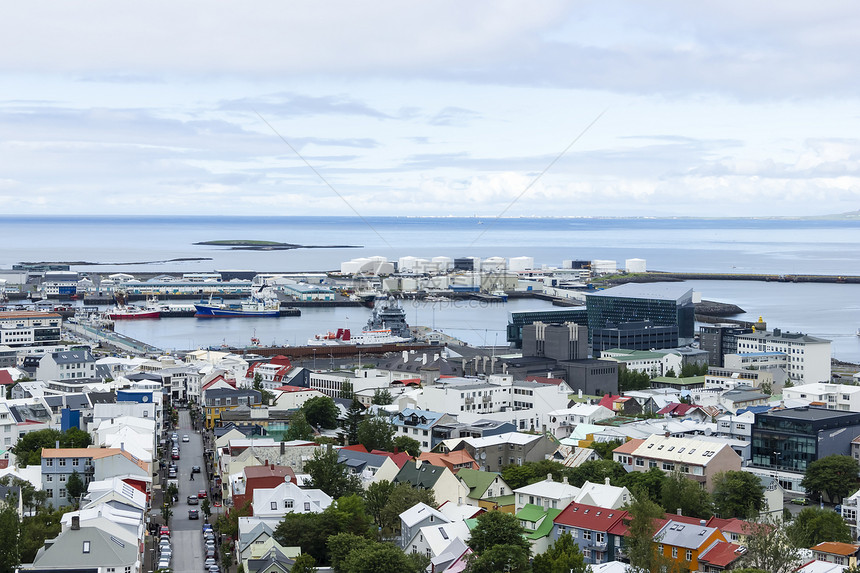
<box><xmin>274</xmin><ymin>385</ymin><xmax>315</xmax><ymax>393</ymax></box>
<box><xmin>698</xmin><ymin>541</ymin><xmax>744</xmax><ymax>567</ymax></box>
<box><xmin>811</xmin><ymin>542</ymin><xmax>860</xmax><ymax>556</ymax></box>
<box><xmin>706</xmin><ymin>517</ymin><xmax>754</xmax><ymax>536</ymax></box>
<box><xmin>393</xmin><ymin>378</ymin><xmax>421</xmax><ymax>385</ymax></box>
<box><xmin>612</xmin><ymin>438</ymin><xmax>644</xmax><ymax>455</ymax></box>
<box><xmin>657</xmin><ymin>403</ymin><xmax>700</xmax><ymax>416</ymax></box>
<box><xmin>554</xmin><ymin>502</ymin><xmax>627</xmax><ymax>531</ymax></box>
<box><xmin>202</xmin><ymin>375</ymin><xmax>236</xmax><ymax>391</ymax></box>
<box><xmin>0</xmin><ymin>371</ymin><xmax>14</xmax><ymax>386</ymax></box>
<box><xmin>341</xmin><ymin>444</ymin><xmax>369</xmax><ymax>453</ymax></box>
<box><xmin>370</xmin><ymin>450</ymin><xmax>413</xmax><ymax>468</ymax></box>
<box><xmin>609</xmin><ymin>512</ymin><xmax>705</xmax><ymax>537</ymax></box>
<box><xmin>270</xmin><ymin>355</ymin><xmax>292</xmax><ymax>366</ymax></box>
<box><xmin>0</xmin><ymin>460</ymin><xmax>8</xmax><ymax>469</ymax></box>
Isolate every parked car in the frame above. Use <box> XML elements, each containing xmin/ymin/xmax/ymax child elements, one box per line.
<box><xmin>168</xmin><ymin>468</ymin><xmax>177</xmax><ymax>478</ymax></box>
<box><xmin>160</xmin><ymin>526</ymin><xmax>170</xmax><ymax>537</ymax></box>
<box><xmin>182</xmin><ymin>435</ymin><xmax>190</xmax><ymax>442</ymax></box>
<box><xmin>198</xmin><ymin>490</ymin><xmax>207</xmax><ymax>499</ymax></box>
<box><xmin>791</xmin><ymin>498</ymin><xmax>809</xmax><ymax>505</ymax></box>
<box><xmin>172</xmin><ymin>451</ymin><xmax>180</xmax><ymax>460</ymax></box>
<box><xmin>188</xmin><ymin>509</ymin><xmax>199</xmax><ymax>520</ymax></box>
<box><xmin>204</xmin><ymin>558</ymin><xmax>217</xmax><ymax>571</ymax></box>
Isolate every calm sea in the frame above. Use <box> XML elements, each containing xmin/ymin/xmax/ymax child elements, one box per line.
<box><xmin>2</xmin><ymin>216</ymin><xmax>859</xmax><ymax>361</ymax></box>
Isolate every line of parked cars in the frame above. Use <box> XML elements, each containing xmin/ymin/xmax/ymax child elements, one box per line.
<box><xmin>202</xmin><ymin>522</ymin><xmax>219</xmax><ymax>573</ymax></box>
<box><xmin>157</xmin><ymin>526</ymin><xmax>172</xmax><ymax>570</ymax></box>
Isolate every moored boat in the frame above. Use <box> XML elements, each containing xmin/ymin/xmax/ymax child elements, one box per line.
<box><xmin>107</xmin><ymin>306</ymin><xmax>160</xmax><ymax>320</ymax></box>
<box><xmin>194</xmin><ymin>296</ymin><xmax>280</xmax><ymax>318</ymax></box>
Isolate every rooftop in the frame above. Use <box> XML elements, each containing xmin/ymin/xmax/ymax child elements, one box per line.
<box><xmin>586</xmin><ymin>282</ymin><xmax>693</xmax><ymax>302</ymax></box>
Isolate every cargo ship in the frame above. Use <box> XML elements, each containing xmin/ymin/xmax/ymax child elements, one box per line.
<box><xmin>194</xmin><ymin>296</ymin><xmax>280</xmax><ymax>318</ymax></box>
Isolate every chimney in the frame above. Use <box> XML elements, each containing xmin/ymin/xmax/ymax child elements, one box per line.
<box><xmin>71</xmin><ymin>515</ymin><xmax>80</xmax><ymax>530</ymax></box>
<box><xmin>402</xmin><ymin>350</ymin><xmax>408</xmax><ymax>362</ymax></box>
<box><xmin>55</xmin><ymin>440</ymin><xmax>60</xmax><ymax>449</ymax></box>
<box><xmin>677</xmin><ymin>508</ymin><xmax>683</xmax><ymax>516</ymax></box>
<box><xmin>280</xmin><ymin>441</ymin><xmax>285</xmax><ymax>455</ymax></box>
<box><xmin>547</xmin><ymin>473</ymin><xmax>553</xmax><ymax>482</ymax></box>
<box><xmin>700</xmin><ymin>519</ymin><xmax>706</xmax><ymax>526</ymax></box>
<box><xmin>562</xmin><ymin>476</ymin><xmax>568</xmax><ymax>485</ymax></box>
<box><xmin>264</xmin><ymin>459</ymin><xmax>268</xmax><ymax>466</ymax></box>
<box><xmin>578</xmin><ymin>389</ymin><xmax>583</xmax><ymax>399</ymax></box>
<box><xmin>605</xmin><ymin>477</ymin><xmax>611</xmax><ymax>486</ymax></box>
<box><xmin>120</xmin><ymin>442</ymin><xmax>124</xmax><ymax>452</ymax></box>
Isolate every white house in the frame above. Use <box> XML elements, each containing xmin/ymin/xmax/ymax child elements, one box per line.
<box><xmin>252</xmin><ymin>481</ymin><xmax>332</xmax><ymax>519</ymax></box>
<box><xmin>783</xmin><ymin>383</ymin><xmax>860</xmax><ymax>412</ymax></box>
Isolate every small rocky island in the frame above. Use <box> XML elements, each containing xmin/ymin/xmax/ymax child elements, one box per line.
<box><xmin>194</xmin><ymin>240</ymin><xmax>361</xmax><ymax>250</ymax></box>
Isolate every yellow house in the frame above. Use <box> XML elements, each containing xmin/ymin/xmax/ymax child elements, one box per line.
<box><xmin>654</xmin><ymin>519</ymin><xmax>726</xmax><ymax>572</ymax></box>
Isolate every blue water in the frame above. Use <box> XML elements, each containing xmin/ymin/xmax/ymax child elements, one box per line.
<box><xmin>2</xmin><ymin>216</ymin><xmax>859</xmax><ymax>361</ymax></box>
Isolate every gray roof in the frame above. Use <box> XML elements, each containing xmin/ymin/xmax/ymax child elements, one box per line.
<box><xmin>205</xmin><ymin>388</ymin><xmax>261</xmax><ymax>399</ymax></box>
<box><xmin>587</xmin><ymin>282</ymin><xmax>693</xmax><ymax>302</ymax></box>
<box><xmin>762</xmin><ymin>406</ymin><xmax>860</xmax><ymax>422</ymax></box>
<box><xmin>337</xmin><ymin>449</ymin><xmax>390</xmax><ymax>470</ymax></box>
<box><xmin>741</xmin><ymin>330</ymin><xmax>829</xmax><ymax>344</ymax></box>
<box><xmin>656</xmin><ymin>521</ymin><xmax>719</xmax><ymax>549</ymax></box>
<box><xmin>31</xmin><ymin>525</ymin><xmax>137</xmax><ymax>568</ymax></box>
<box><xmin>50</xmin><ymin>350</ymin><xmax>95</xmax><ymax>364</ymax></box>
<box><xmin>88</xmin><ymin>391</ymin><xmax>117</xmax><ymax>405</ymax></box>
<box><xmin>9</xmin><ymin>402</ymin><xmax>51</xmax><ymax>423</ymax></box>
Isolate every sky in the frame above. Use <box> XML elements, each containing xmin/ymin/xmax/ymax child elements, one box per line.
<box><xmin>2</xmin><ymin>1</ymin><xmax>860</xmax><ymax>218</ymax></box>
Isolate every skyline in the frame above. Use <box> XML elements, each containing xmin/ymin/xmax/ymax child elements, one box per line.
<box><xmin>2</xmin><ymin>2</ymin><xmax>860</xmax><ymax>218</ymax></box>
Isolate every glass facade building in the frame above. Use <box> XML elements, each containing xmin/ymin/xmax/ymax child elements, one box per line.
<box><xmin>751</xmin><ymin>407</ymin><xmax>860</xmax><ymax>473</ymax></box>
<box><xmin>507</xmin><ymin>308</ymin><xmax>588</xmax><ymax>348</ymax></box>
<box><xmin>586</xmin><ymin>284</ymin><xmax>695</xmax><ymax>345</ymax></box>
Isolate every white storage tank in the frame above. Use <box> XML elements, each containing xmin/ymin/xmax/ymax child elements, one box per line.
<box><xmin>508</xmin><ymin>256</ymin><xmax>535</xmax><ymax>272</ymax></box>
<box><xmin>625</xmin><ymin>258</ymin><xmax>647</xmax><ymax>273</ymax></box>
<box><xmin>591</xmin><ymin>259</ymin><xmax>617</xmax><ymax>275</ymax></box>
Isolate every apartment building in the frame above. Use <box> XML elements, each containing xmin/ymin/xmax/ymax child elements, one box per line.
<box><xmin>735</xmin><ymin>328</ymin><xmax>831</xmax><ymax>383</ymax></box>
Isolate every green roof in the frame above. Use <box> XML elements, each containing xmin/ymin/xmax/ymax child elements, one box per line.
<box><xmin>457</xmin><ymin>468</ymin><xmax>501</xmax><ymax>500</ymax></box>
<box><xmin>516</xmin><ymin>503</ymin><xmax>547</xmax><ymax>523</ymax></box>
<box><xmin>524</xmin><ymin>508</ymin><xmax>563</xmax><ymax>540</ymax></box>
<box><xmin>651</xmin><ymin>376</ymin><xmax>705</xmax><ymax>386</ymax></box>
<box><xmin>484</xmin><ymin>494</ymin><xmax>515</xmax><ymax>507</ymax></box>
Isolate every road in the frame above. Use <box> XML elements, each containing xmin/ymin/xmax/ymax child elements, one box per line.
<box><xmin>169</xmin><ymin>409</ymin><xmax>210</xmax><ymax>573</ymax></box>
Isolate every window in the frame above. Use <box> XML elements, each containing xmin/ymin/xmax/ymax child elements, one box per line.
<box><xmin>672</xmin><ymin>547</ymin><xmax>678</xmax><ymax>558</ymax></box>
<box><xmin>59</xmin><ymin>488</ymin><xmax>66</xmax><ymax>498</ymax></box>
<box><xmin>59</xmin><ymin>458</ymin><xmax>66</xmax><ymax>467</ymax></box>
<box><xmin>60</xmin><ymin>474</ymin><xmax>66</xmax><ymax>482</ymax></box>
<box><xmin>271</xmin><ymin>502</ymin><xmax>277</xmax><ymax>510</ymax></box>
<box><xmin>46</xmin><ymin>459</ymin><xmax>53</xmax><ymax>467</ymax></box>
<box><xmin>583</xmin><ymin>530</ymin><xmax>592</xmax><ymax>541</ymax></box>
<box><xmin>304</xmin><ymin>502</ymin><xmax>311</xmax><ymax>511</ymax></box>
<box><xmin>82</xmin><ymin>541</ymin><xmax>90</xmax><ymax>553</ymax></box>
<box><xmin>686</xmin><ymin>549</ymin><xmax>692</xmax><ymax>561</ymax></box>
<box><xmin>46</xmin><ymin>475</ymin><xmax>53</xmax><ymax>482</ymax></box>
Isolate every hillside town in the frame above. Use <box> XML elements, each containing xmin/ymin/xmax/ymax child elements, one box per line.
<box><xmin>0</xmin><ymin>266</ymin><xmax>859</xmax><ymax>573</ymax></box>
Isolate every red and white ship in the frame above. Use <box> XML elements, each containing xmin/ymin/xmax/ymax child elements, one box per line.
<box><xmin>106</xmin><ymin>306</ymin><xmax>160</xmax><ymax>320</ymax></box>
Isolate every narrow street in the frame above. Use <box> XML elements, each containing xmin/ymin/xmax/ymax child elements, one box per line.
<box><xmin>168</xmin><ymin>409</ymin><xmax>210</xmax><ymax>573</ymax></box>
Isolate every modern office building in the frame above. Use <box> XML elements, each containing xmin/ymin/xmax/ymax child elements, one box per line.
<box><xmin>699</xmin><ymin>323</ymin><xmax>755</xmax><ymax>366</ymax></box>
<box><xmin>751</xmin><ymin>407</ymin><xmax>860</xmax><ymax>483</ymax></box>
<box><xmin>586</xmin><ymin>283</ymin><xmax>695</xmax><ymax>346</ymax></box>
<box><xmin>507</xmin><ymin>308</ymin><xmax>588</xmax><ymax>348</ymax></box>
<box><xmin>521</xmin><ymin>322</ymin><xmax>588</xmax><ymax>361</ymax></box>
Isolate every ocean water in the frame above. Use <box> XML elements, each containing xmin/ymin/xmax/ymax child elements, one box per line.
<box><xmin>2</xmin><ymin>216</ymin><xmax>859</xmax><ymax>361</ymax></box>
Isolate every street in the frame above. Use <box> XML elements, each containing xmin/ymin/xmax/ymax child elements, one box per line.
<box><xmin>169</xmin><ymin>409</ymin><xmax>210</xmax><ymax>573</ymax></box>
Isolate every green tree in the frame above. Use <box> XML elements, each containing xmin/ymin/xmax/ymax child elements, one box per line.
<box><xmin>742</xmin><ymin>515</ymin><xmax>801</xmax><ymax>573</ymax></box>
<box><xmin>567</xmin><ymin>459</ymin><xmax>627</xmax><ymax>488</ymax></box>
<box><xmin>10</xmin><ymin>428</ymin><xmax>93</xmax><ymax>467</ymax></box>
<box><xmin>531</xmin><ymin>531</ymin><xmax>588</xmax><ymax>573</ymax></box>
<box><xmin>371</xmin><ymin>389</ymin><xmax>393</xmax><ymax>405</ymax></box>
<box><xmin>302</xmin><ymin>396</ymin><xmax>340</xmax><ymax>429</ymax></box>
<box><xmin>340</xmin><ymin>380</ymin><xmax>354</xmax><ymax>400</ymax></box>
<box><xmin>344</xmin><ymin>399</ymin><xmax>364</xmax><ymax>445</ymax></box>
<box><xmin>18</xmin><ymin>507</ymin><xmax>66</xmax><ymax>563</ymax></box>
<box><xmin>500</xmin><ymin>459</ymin><xmax>566</xmax><ymax>489</ymax></box>
<box><xmin>665</xmin><ymin>367</ymin><xmax>677</xmax><ymax>378</ymax></box>
<box><xmin>591</xmin><ymin>439</ymin><xmax>622</xmax><ymax>460</ymax></box>
<box><xmin>0</xmin><ymin>505</ymin><xmax>21</xmax><ymax>573</ymax></box>
<box><xmin>331</xmin><ymin>494</ymin><xmax>374</xmax><ymax>538</ymax></box>
<box><xmin>291</xmin><ymin>553</ymin><xmax>318</xmax><ymax>573</ymax></box>
<box><xmin>465</xmin><ymin>545</ymin><xmax>530</xmax><ymax>573</ymax></box>
<box><xmin>341</xmin><ymin>540</ymin><xmax>426</xmax><ymax>573</ymax></box>
<box><xmin>328</xmin><ymin>532</ymin><xmax>369</xmax><ymax>573</ymax></box>
<box><xmin>619</xmin><ymin>467</ymin><xmax>667</xmax><ymax>502</ymax></box>
<box><xmin>161</xmin><ymin>504</ymin><xmax>172</xmax><ymax>525</ymax></box>
<box><xmin>304</xmin><ymin>447</ymin><xmax>363</xmax><ymax>499</ymax></box>
<box><xmin>66</xmin><ymin>470</ymin><xmax>85</xmax><ymax>508</ymax></box>
<box><xmin>392</xmin><ymin>435</ymin><xmax>421</xmax><ymax>457</ymax></box>
<box><xmin>661</xmin><ymin>471</ymin><xmax>713</xmax><ymax>519</ymax></box>
<box><xmin>286</xmin><ymin>411</ymin><xmax>316</xmax><ymax>441</ymax></box>
<box><xmin>467</xmin><ymin>511</ymin><xmax>530</xmax><ymax>557</ymax></box>
<box><xmin>275</xmin><ymin>502</ymin><xmax>375</xmax><ymax>565</ymax></box>
<box><xmin>380</xmin><ymin>483</ymin><xmax>436</xmax><ymax>533</ymax></box>
<box><xmin>786</xmin><ymin>507</ymin><xmax>852</xmax><ymax>548</ymax></box>
<box><xmin>357</xmin><ymin>415</ymin><xmax>394</xmax><ymax>452</ymax></box>
<box><xmin>364</xmin><ymin>480</ymin><xmax>395</xmax><ymax>527</ymax></box>
<box><xmin>623</xmin><ymin>493</ymin><xmax>665</xmax><ymax>573</ymax></box>
<box><xmin>215</xmin><ymin>500</ymin><xmax>251</xmax><ymax>540</ymax></box>
<box><xmin>801</xmin><ymin>455</ymin><xmax>860</xmax><ymax>503</ymax></box>
<box><xmin>252</xmin><ymin>373</ymin><xmax>275</xmax><ymax>405</ymax></box>
<box><xmin>619</xmin><ymin>369</ymin><xmax>651</xmax><ymax>392</ymax></box>
<box><xmin>711</xmin><ymin>470</ymin><xmax>765</xmax><ymax>519</ymax></box>
<box><xmin>200</xmin><ymin>497</ymin><xmax>211</xmax><ymax>521</ymax></box>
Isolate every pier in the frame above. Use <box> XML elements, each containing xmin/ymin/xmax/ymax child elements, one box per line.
<box><xmin>65</xmin><ymin>320</ymin><xmax>161</xmax><ymax>355</ymax></box>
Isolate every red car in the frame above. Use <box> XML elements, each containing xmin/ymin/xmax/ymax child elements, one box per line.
<box><xmin>159</xmin><ymin>526</ymin><xmax>170</xmax><ymax>537</ymax></box>
<box><xmin>198</xmin><ymin>490</ymin><xmax>207</xmax><ymax>499</ymax></box>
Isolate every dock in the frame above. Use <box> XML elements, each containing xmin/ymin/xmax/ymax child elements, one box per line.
<box><xmin>65</xmin><ymin>321</ymin><xmax>161</xmax><ymax>355</ymax></box>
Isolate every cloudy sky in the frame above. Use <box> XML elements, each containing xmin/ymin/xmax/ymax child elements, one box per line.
<box><xmin>2</xmin><ymin>1</ymin><xmax>860</xmax><ymax>217</ymax></box>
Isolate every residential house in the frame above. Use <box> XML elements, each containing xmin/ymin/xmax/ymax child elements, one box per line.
<box><xmin>392</xmin><ymin>408</ymin><xmax>458</xmax><ymax>452</ymax></box>
<box><xmin>204</xmin><ymin>386</ymin><xmax>262</xmax><ymax>429</ymax></box>
<box><xmin>612</xmin><ymin>434</ymin><xmax>742</xmax><ymax>490</ymax></box>
<box><xmin>597</xmin><ymin>395</ymin><xmax>642</xmax><ymax>416</ymax></box>
<box><xmin>810</xmin><ymin>542</ymin><xmax>860</xmax><ymax>567</ymax></box>
<box><xmin>418</xmin><ymin>450</ymin><xmax>479</xmax><ymax>473</ymax></box>
<box><xmin>514</xmin><ymin>475</ymin><xmax>580</xmax><ymax>513</ymax></box>
<box><xmin>784</xmin><ymin>383</ymin><xmax>860</xmax><ymax>412</ymax></box>
<box><xmin>455</xmin><ymin>468</ymin><xmax>512</xmax><ymax>509</ymax></box>
<box><xmin>232</xmin><ymin>464</ymin><xmax>297</xmax><ymax>514</ymax></box>
<box><xmin>238</xmin><ymin>517</ymin><xmax>300</xmax><ymax>564</ymax></box>
<box><xmin>399</xmin><ymin>502</ymin><xmax>449</xmax><ymax>550</ymax></box>
<box><xmin>657</xmin><ymin>403</ymin><xmax>709</xmax><ymax>422</ymax></box>
<box><xmin>337</xmin><ymin>446</ymin><xmax>411</xmax><ymax>484</ymax></box>
<box><xmin>391</xmin><ymin>460</ymin><xmax>470</xmax><ymax>506</ymax></box>
<box><xmin>35</xmin><ymin>349</ymin><xmax>100</xmax><ymax>381</ymax></box>
<box><xmin>546</xmin><ymin>404</ymin><xmax>615</xmax><ymax>439</ymax></box>
<box><xmin>269</xmin><ymin>385</ymin><xmax>327</xmax><ymax>411</ymax></box>
<box><xmin>252</xmin><ymin>481</ymin><xmax>332</xmax><ymax>519</ymax></box>
<box><xmin>408</xmin><ymin>519</ymin><xmax>475</xmax><ymax>561</ymax></box>
<box><xmin>41</xmin><ymin>447</ymin><xmax>150</xmax><ymax>507</ymax></box>
<box><xmin>435</xmin><ymin>431</ymin><xmax>557</xmax><ymax>473</ymax></box>
<box><xmin>552</xmin><ymin>502</ymin><xmax>628</xmax><ymax>565</ymax></box>
<box><xmin>696</xmin><ymin>540</ymin><xmax>746</xmax><ymax>572</ymax></box>
<box><xmin>576</xmin><ymin>479</ymin><xmax>633</xmax><ymax>510</ymax></box>
<box><xmin>517</xmin><ymin>504</ymin><xmax>563</xmax><ymax>554</ymax></box>
<box><xmin>654</xmin><ymin>519</ymin><xmax>727</xmax><ymax>572</ymax></box>
<box><xmin>23</xmin><ymin>515</ymin><xmax>140</xmax><ymax>573</ymax></box>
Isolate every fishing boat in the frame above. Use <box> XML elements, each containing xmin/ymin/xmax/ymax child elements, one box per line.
<box><xmin>308</xmin><ymin>296</ymin><xmax>413</xmax><ymax>345</ymax></box>
<box><xmin>106</xmin><ymin>306</ymin><xmax>160</xmax><ymax>320</ymax></box>
<box><xmin>194</xmin><ymin>295</ymin><xmax>280</xmax><ymax>317</ymax></box>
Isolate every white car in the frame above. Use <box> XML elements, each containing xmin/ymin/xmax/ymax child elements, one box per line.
<box><xmin>182</xmin><ymin>435</ymin><xmax>190</xmax><ymax>442</ymax></box>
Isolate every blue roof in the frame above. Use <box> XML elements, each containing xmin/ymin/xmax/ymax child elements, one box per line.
<box><xmin>393</xmin><ymin>408</ymin><xmax>446</xmax><ymax>430</ymax></box>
